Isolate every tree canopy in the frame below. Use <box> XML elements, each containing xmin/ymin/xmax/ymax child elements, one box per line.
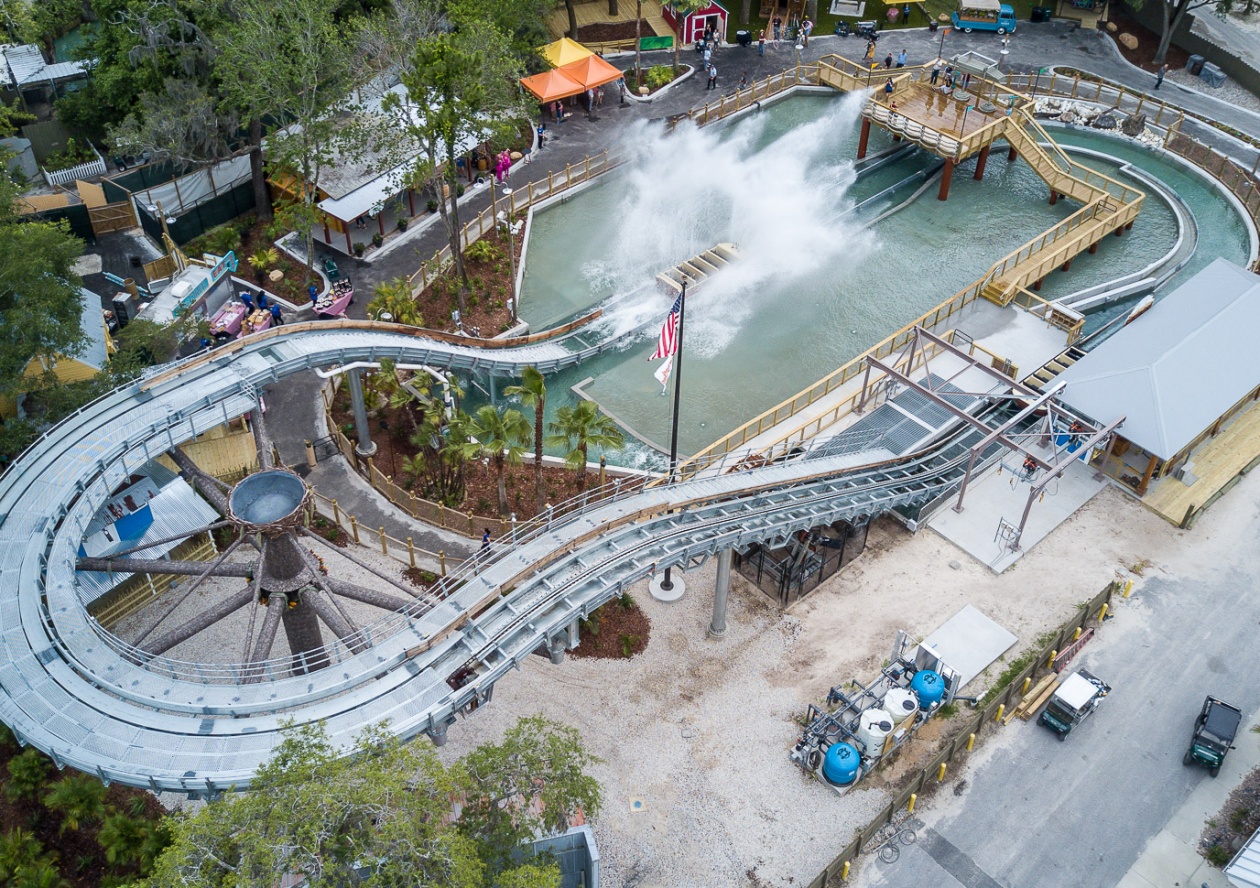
<box><xmin>141</xmin><ymin>716</ymin><xmax>601</xmax><ymax>888</ymax></box>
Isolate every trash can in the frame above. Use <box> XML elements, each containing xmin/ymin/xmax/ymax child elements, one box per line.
<box><xmin>736</xmin><ymin>29</ymin><xmax>751</xmax><ymax>46</ymax></box>
<box><xmin>1186</xmin><ymin>54</ymin><xmax>1205</xmax><ymax>75</ymax></box>
<box><xmin>1200</xmin><ymin>61</ymin><xmax>1226</xmax><ymax>87</ymax></box>
<box><xmin>929</xmin><ymin>19</ymin><xmax>939</xmax><ymax>31</ymax></box>
<box><xmin>1031</xmin><ymin>6</ymin><xmax>1050</xmax><ymax>22</ymax></box>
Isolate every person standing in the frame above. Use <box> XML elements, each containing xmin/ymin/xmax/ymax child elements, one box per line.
<box><xmin>269</xmin><ymin>303</ymin><xmax>283</xmax><ymax>326</ymax></box>
<box><xmin>703</xmin><ymin>43</ymin><xmax>713</xmax><ymax>67</ymax></box>
<box><xmin>738</xmin><ymin>71</ymin><xmax>748</xmax><ymax>90</ymax></box>
<box><xmin>707</xmin><ymin>64</ymin><xmax>718</xmax><ymax>90</ymax></box>
<box><xmin>903</xmin><ymin>3</ymin><xmax>912</xmax><ymax>21</ymax></box>
<box><xmin>896</xmin><ymin>49</ymin><xmax>907</xmax><ymax>68</ymax></box>
<box><xmin>884</xmin><ymin>51</ymin><xmax>893</xmax><ymax>69</ymax></box>
<box><xmin>884</xmin><ymin>77</ymin><xmax>894</xmax><ymax>96</ymax></box>
<box><xmin>596</xmin><ymin>86</ymin><xmax>604</xmax><ymax>107</ymax></box>
<box><xmin>758</xmin><ymin>29</ymin><xmax>765</xmax><ymax>56</ymax></box>
<box><xmin>864</xmin><ymin>39</ymin><xmax>875</xmax><ymax>62</ymax></box>
<box><xmin>1155</xmin><ymin>63</ymin><xmax>1168</xmax><ymax>89</ymax></box>
<box><xmin>481</xmin><ymin>528</ymin><xmax>491</xmax><ymax>551</ymax></box>
<box><xmin>772</xmin><ymin>14</ymin><xmax>782</xmax><ymax>45</ymax></box>
<box><xmin>930</xmin><ymin>61</ymin><xmax>941</xmax><ymax>85</ymax></box>
<box><xmin>801</xmin><ymin>18</ymin><xmax>812</xmax><ymax>47</ymax></box>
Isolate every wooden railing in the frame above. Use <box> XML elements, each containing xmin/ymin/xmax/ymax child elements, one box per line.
<box><xmin>666</xmin><ymin>65</ymin><xmax>822</xmax><ymax>131</ymax></box>
<box><xmin>1011</xmin><ymin>288</ymin><xmax>1086</xmax><ymax>344</ymax></box>
<box><xmin>407</xmin><ymin>150</ymin><xmax>618</xmax><ymax>292</ymax></box>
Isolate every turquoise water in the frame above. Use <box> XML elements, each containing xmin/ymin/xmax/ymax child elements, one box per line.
<box><xmin>505</xmin><ymin>96</ymin><xmax>1250</xmax><ymax>466</ymax></box>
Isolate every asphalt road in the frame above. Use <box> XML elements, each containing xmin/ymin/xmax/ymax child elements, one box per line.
<box><xmin>855</xmin><ymin>480</ymin><xmax>1260</xmax><ymax>888</ymax></box>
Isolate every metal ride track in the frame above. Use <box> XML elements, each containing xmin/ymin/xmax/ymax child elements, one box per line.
<box><xmin>0</xmin><ymin>324</ymin><xmax>1005</xmax><ymax>794</ymax></box>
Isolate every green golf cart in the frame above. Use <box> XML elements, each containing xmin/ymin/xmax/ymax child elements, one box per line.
<box><xmin>1183</xmin><ymin>696</ymin><xmax>1241</xmax><ymax>777</ymax></box>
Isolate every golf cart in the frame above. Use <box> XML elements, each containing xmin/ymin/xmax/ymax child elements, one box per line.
<box><xmin>1183</xmin><ymin>696</ymin><xmax>1241</xmax><ymax>777</ymax></box>
<box><xmin>1039</xmin><ymin>668</ymin><xmax>1110</xmax><ymax>741</ymax></box>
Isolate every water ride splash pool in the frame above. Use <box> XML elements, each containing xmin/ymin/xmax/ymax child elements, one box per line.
<box><xmin>511</xmin><ymin>94</ymin><xmax>1250</xmax><ymax>463</ymax></box>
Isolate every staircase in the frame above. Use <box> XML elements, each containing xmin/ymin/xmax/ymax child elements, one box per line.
<box><xmin>1023</xmin><ymin>345</ymin><xmax>1087</xmax><ymax>393</ymax></box>
<box><xmin>656</xmin><ymin>242</ymin><xmax>741</xmax><ymax>296</ymax></box>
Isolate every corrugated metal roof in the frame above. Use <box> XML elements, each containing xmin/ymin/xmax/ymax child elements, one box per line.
<box><xmin>75</xmin><ymin>477</ymin><xmax>220</xmax><ymax>603</ymax></box>
<box><xmin>2</xmin><ymin>44</ymin><xmax>89</xmax><ymax>86</ymax></box>
<box><xmin>1057</xmin><ymin>258</ymin><xmax>1260</xmax><ymax>460</ymax></box>
<box><xmin>73</xmin><ymin>288</ymin><xmax>109</xmax><ymax>371</ymax></box>
<box><xmin>1229</xmin><ymin>826</ymin><xmax>1260</xmax><ymax>888</ymax></box>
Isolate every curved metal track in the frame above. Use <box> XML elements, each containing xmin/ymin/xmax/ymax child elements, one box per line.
<box><xmin>0</xmin><ymin>324</ymin><xmax>1000</xmax><ymax>793</ymax></box>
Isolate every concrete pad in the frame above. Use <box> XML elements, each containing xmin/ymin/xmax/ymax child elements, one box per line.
<box><xmin>928</xmin><ymin>443</ymin><xmax>1107</xmax><ymax>573</ymax></box>
<box><xmin>922</xmin><ymin>604</ymin><xmax>1018</xmax><ymax>688</ymax></box>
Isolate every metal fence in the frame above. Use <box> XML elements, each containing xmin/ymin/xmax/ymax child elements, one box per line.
<box><xmin>807</xmin><ymin>581</ymin><xmax>1118</xmax><ymax>887</ymax></box>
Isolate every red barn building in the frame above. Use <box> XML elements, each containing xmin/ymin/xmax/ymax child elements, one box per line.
<box><xmin>662</xmin><ymin>1</ymin><xmax>730</xmax><ymax>45</ymax></box>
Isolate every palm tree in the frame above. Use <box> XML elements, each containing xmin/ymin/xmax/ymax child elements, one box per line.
<box><xmin>457</xmin><ymin>405</ymin><xmax>530</xmax><ymax>516</ymax></box>
<box><xmin>6</xmin><ymin>749</ymin><xmax>48</xmax><ymax>803</ymax></box>
<box><xmin>9</xmin><ymin>860</ymin><xmax>69</xmax><ymax>888</ymax></box>
<box><xmin>368</xmin><ymin>278</ymin><xmax>425</xmax><ymax>327</ymax></box>
<box><xmin>546</xmin><ymin>401</ymin><xmax>625</xmax><ymax>492</ymax></box>
<box><xmin>97</xmin><ymin>813</ymin><xmax>148</xmax><ymax>868</ymax></box>
<box><xmin>43</xmin><ymin>774</ymin><xmax>107</xmax><ymax>834</ymax></box>
<box><xmin>0</xmin><ymin>829</ymin><xmax>43</xmax><ymax>882</ymax></box>
<box><xmin>504</xmin><ymin>367</ymin><xmax>547</xmax><ymax>515</ymax></box>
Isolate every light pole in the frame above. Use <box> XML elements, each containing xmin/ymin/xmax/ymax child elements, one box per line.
<box><xmin>999</xmin><ymin>35</ymin><xmax>1010</xmax><ymax>71</ymax></box>
<box><xmin>937</xmin><ymin>23</ymin><xmax>950</xmax><ymax>61</ymax></box>
<box><xmin>498</xmin><ymin>186</ymin><xmax>517</xmax><ymax>325</ymax></box>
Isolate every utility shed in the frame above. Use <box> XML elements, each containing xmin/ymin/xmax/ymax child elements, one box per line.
<box><xmin>1056</xmin><ymin>258</ymin><xmax>1260</xmax><ymax>498</ymax></box>
<box><xmin>1228</xmin><ymin>827</ymin><xmax>1260</xmax><ymax>888</ymax></box>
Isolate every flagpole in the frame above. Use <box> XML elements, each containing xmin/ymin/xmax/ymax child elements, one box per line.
<box><xmin>659</xmin><ymin>279</ymin><xmax>687</xmax><ymax>593</ymax></box>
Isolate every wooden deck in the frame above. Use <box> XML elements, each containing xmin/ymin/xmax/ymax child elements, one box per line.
<box><xmin>545</xmin><ymin>0</ymin><xmax>674</xmax><ymax>42</ymax></box>
<box><xmin>874</xmin><ymin>81</ymin><xmax>1012</xmax><ymax>141</ymax></box>
<box><xmin>1141</xmin><ymin>401</ymin><xmax>1260</xmax><ymax>525</ymax></box>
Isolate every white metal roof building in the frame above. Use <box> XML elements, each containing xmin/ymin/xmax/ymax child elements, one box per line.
<box><xmin>1056</xmin><ymin>258</ymin><xmax>1260</xmax><ymax>493</ymax></box>
<box><xmin>1</xmin><ymin>43</ymin><xmax>91</xmax><ymax>90</ymax></box>
<box><xmin>1229</xmin><ymin>828</ymin><xmax>1260</xmax><ymax>888</ymax></box>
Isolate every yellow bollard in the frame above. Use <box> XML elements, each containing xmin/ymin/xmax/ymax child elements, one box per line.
<box><xmin>1021</xmin><ymin>676</ymin><xmax>1031</xmax><ymax>695</ymax></box>
<box><xmin>1123</xmin><ymin>579</ymin><xmax>1134</xmax><ymax>598</ymax></box>
<box><xmin>1072</xmin><ymin>627</ymin><xmax>1082</xmax><ymax>642</ymax></box>
<box><xmin>937</xmin><ymin>762</ymin><xmax>947</xmax><ymax>782</ymax></box>
<box><xmin>1098</xmin><ymin>602</ymin><xmax>1109</xmax><ymax>622</ymax></box>
<box><xmin>379</xmin><ymin>527</ymin><xmax>387</xmax><ymax>556</ymax></box>
<box><xmin>439</xmin><ymin>550</ymin><xmax>447</xmax><ymax>576</ymax></box>
<box><xmin>907</xmin><ymin>793</ymin><xmax>917</xmax><ymax>814</ymax></box>
<box><xmin>350</xmin><ymin>515</ymin><xmax>360</xmax><ymax>544</ymax></box>
<box><xmin>407</xmin><ymin>537</ymin><xmax>416</xmax><ymax>569</ymax></box>
<box><xmin>841</xmin><ymin>861</ymin><xmax>850</xmax><ymax>881</ymax></box>
<box><xmin>995</xmin><ymin>704</ymin><xmax>1005</xmax><ymax>722</ymax></box>
<box><xmin>967</xmin><ymin>732</ymin><xmax>976</xmax><ymax>751</ymax></box>
<box><xmin>1047</xmin><ymin>649</ymin><xmax>1058</xmax><ymax>669</ymax></box>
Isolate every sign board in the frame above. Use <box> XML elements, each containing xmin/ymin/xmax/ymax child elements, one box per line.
<box><xmin>639</xmin><ymin>35</ymin><xmax>673</xmax><ymax>50</ymax></box>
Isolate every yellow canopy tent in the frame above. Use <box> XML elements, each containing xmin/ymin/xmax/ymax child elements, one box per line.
<box><xmin>556</xmin><ymin>54</ymin><xmax>625</xmax><ymax>91</ymax></box>
<box><xmin>539</xmin><ymin>37</ymin><xmax>594</xmax><ymax>69</ymax></box>
<box><xmin>520</xmin><ymin>67</ymin><xmax>587</xmax><ymax>102</ymax></box>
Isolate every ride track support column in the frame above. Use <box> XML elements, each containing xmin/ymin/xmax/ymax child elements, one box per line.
<box><xmin>857</xmin><ymin>117</ymin><xmax>872</xmax><ymax>160</ymax></box>
<box><xmin>938</xmin><ymin>158</ymin><xmax>955</xmax><ymax>201</ymax></box>
<box><xmin>708</xmin><ymin>548</ymin><xmax>733</xmax><ymax>638</ymax></box>
<box><xmin>973</xmin><ymin>144</ymin><xmax>991</xmax><ymax>180</ymax></box>
<box><xmin>347</xmin><ymin>368</ymin><xmax>377</xmax><ymax>460</ymax></box>
<box><xmin>1007</xmin><ymin>145</ymin><xmax>1018</xmax><ymax>162</ymax></box>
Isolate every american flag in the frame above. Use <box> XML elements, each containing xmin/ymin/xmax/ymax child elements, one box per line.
<box><xmin>649</xmin><ymin>293</ymin><xmax>683</xmax><ymax>361</ymax></box>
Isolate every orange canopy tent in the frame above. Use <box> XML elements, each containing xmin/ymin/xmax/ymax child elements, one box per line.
<box><xmin>556</xmin><ymin>54</ymin><xmax>624</xmax><ymax>91</ymax></box>
<box><xmin>520</xmin><ymin>67</ymin><xmax>586</xmax><ymax>102</ymax></box>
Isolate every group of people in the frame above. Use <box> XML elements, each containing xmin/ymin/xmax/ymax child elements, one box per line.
<box><xmin>240</xmin><ymin>289</ymin><xmax>283</xmax><ymax>325</ymax></box>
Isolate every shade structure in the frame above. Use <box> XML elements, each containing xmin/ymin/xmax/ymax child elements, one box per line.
<box><xmin>540</xmin><ymin>37</ymin><xmax>594</xmax><ymax>68</ymax></box>
<box><xmin>556</xmin><ymin>54</ymin><xmax>625</xmax><ymax>91</ymax></box>
<box><xmin>520</xmin><ymin>67</ymin><xmax>587</xmax><ymax>103</ymax></box>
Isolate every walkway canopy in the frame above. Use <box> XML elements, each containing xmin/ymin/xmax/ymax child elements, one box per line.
<box><xmin>540</xmin><ymin>37</ymin><xmax>594</xmax><ymax>68</ymax></box>
<box><xmin>558</xmin><ymin>54</ymin><xmax>624</xmax><ymax>91</ymax></box>
<box><xmin>520</xmin><ymin>67</ymin><xmax>586</xmax><ymax>102</ymax></box>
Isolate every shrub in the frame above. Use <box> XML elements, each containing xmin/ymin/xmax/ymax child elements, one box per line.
<box><xmin>619</xmin><ymin>634</ymin><xmax>639</xmax><ymax>658</ymax></box>
<box><xmin>645</xmin><ymin>65</ymin><xmax>675</xmax><ymax>90</ymax></box>
<box><xmin>426</xmin><ymin>198</ymin><xmax>438</xmax><ymax>212</ymax></box>
<box><xmin>6</xmin><ymin>750</ymin><xmax>49</xmax><ymax>803</ymax></box>
<box><xmin>1207</xmin><ymin>844</ymin><xmax>1231</xmax><ymax>867</ymax></box>
<box><xmin>354</xmin><ymin>242</ymin><xmax>366</xmax><ymax>257</ymax></box>
<box><xmin>466</xmin><ymin>240</ymin><xmax>502</xmax><ymax>264</ymax></box>
<box><xmin>397</xmin><ymin>218</ymin><xmax>408</xmax><ymax>231</ymax></box>
<box><xmin>371</xmin><ymin>233</ymin><xmax>384</xmax><ymax>247</ymax></box>
<box><xmin>617</xmin><ymin>592</ymin><xmax>636</xmax><ymax>610</ymax></box>
<box><xmin>249</xmin><ymin>247</ymin><xmax>279</xmax><ymax>272</ymax></box>
<box><xmin>579</xmin><ymin>612</ymin><xmax>601</xmax><ymax>638</ymax></box>
<box><xmin>203</xmin><ymin>224</ymin><xmax>242</xmax><ymax>257</ymax></box>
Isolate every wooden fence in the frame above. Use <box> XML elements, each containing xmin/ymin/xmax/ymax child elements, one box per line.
<box><xmin>306</xmin><ymin>488</ymin><xmax>452</xmax><ymax>575</ymax></box>
<box><xmin>407</xmin><ymin>150</ymin><xmax>618</xmax><ymax>293</ymax></box>
<box><xmin>807</xmin><ymin>581</ymin><xmax>1118</xmax><ymax>887</ymax></box>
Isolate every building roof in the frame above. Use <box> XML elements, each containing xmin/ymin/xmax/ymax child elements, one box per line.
<box><xmin>1</xmin><ymin>44</ymin><xmax>91</xmax><ymax>87</ymax></box>
<box><xmin>1056</xmin><ymin>258</ymin><xmax>1260</xmax><ymax>460</ymax></box>
<box><xmin>1229</xmin><ymin>826</ymin><xmax>1260</xmax><ymax>888</ymax></box>
<box><xmin>72</xmin><ymin>287</ymin><xmax>110</xmax><ymax>371</ymax></box>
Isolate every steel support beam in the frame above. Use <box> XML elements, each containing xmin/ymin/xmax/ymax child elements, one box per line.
<box><xmin>708</xmin><ymin>548</ymin><xmax>733</xmax><ymax>639</ymax></box>
<box><xmin>347</xmin><ymin>368</ymin><xmax>377</xmax><ymax>459</ymax></box>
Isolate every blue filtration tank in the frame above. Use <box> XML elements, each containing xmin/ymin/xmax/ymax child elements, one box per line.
<box><xmin>911</xmin><ymin>669</ymin><xmax>945</xmax><ymax>709</ymax></box>
<box><xmin>822</xmin><ymin>742</ymin><xmax>861</xmax><ymax>785</ymax></box>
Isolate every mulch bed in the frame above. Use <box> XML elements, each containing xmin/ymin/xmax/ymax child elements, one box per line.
<box><xmin>1201</xmin><ymin>758</ymin><xmax>1260</xmax><ymax>867</ymax></box>
<box><xmin>413</xmin><ymin>224</ymin><xmax>523</xmax><ymax>337</ymax></box>
<box><xmin>1103</xmin><ymin>6</ymin><xmax>1190</xmax><ymax>73</ymax></box>
<box><xmin>0</xmin><ymin>739</ymin><xmax>167</xmax><ymax>888</ymax></box>
<box><xmin>330</xmin><ymin>387</ymin><xmax>609</xmax><ymax>521</ymax></box>
<box><xmin>232</xmin><ymin>219</ymin><xmax>319</xmax><ymax>306</ymax></box>
<box><xmin>570</xmin><ymin>594</ymin><xmax>652</xmax><ymax>660</ymax></box>
<box><xmin>573</xmin><ymin>21</ymin><xmax>653</xmax><ymax>42</ymax></box>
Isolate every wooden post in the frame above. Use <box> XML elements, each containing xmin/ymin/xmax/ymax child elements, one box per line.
<box><xmin>1007</xmin><ymin>145</ymin><xmax>1017</xmax><ymax>162</ymax></box>
<box><xmin>407</xmin><ymin>537</ymin><xmax>416</xmax><ymax>568</ymax></box>
<box><xmin>332</xmin><ymin>499</ymin><xmax>341</xmax><ymax>524</ymax></box>
<box><xmin>439</xmin><ymin>550</ymin><xmax>447</xmax><ymax>576</ymax></box>
<box><xmin>1049</xmin><ymin>190</ymin><xmax>1058</xmax><ymax>206</ymax></box>
<box><xmin>857</xmin><ymin>118</ymin><xmax>872</xmax><ymax>160</ymax></box>
<box><xmin>1137</xmin><ymin>454</ymin><xmax>1159</xmax><ymax>495</ymax></box>
<box><xmin>973</xmin><ymin>144</ymin><xmax>991</xmax><ymax>181</ymax></box>
<box><xmin>1088</xmin><ymin>242</ymin><xmax>1099</xmax><ymax>254</ymax></box>
<box><xmin>379</xmin><ymin>527</ymin><xmax>388</xmax><ymax>556</ymax></box>
<box><xmin>938</xmin><ymin>158</ymin><xmax>955</xmax><ymax>201</ymax></box>
<box><xmin>350</xmin><ymin>515</ymin><xmax>360</xmax><ymax>544</ymax></box>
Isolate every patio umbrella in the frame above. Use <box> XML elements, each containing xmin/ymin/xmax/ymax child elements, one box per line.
<box><xmin>556</xmin><ymin>53</ymin><xmax>625</xmax><ymax>91</ymax></box>
<box><xmin>520</xmin><ymin>67</ymin><xmax>587</xmax><ymax>103</ymax></box>
<box><xmin>540</xmin><ymin>37</ymin><xmax>594</xmax><ymax>69</ymax></box>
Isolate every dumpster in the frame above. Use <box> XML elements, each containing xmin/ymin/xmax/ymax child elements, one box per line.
<box><xmin>1186</xmin><ymin>54</ymin><xmax>1205</xmax><ymax>75</ymax></box>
